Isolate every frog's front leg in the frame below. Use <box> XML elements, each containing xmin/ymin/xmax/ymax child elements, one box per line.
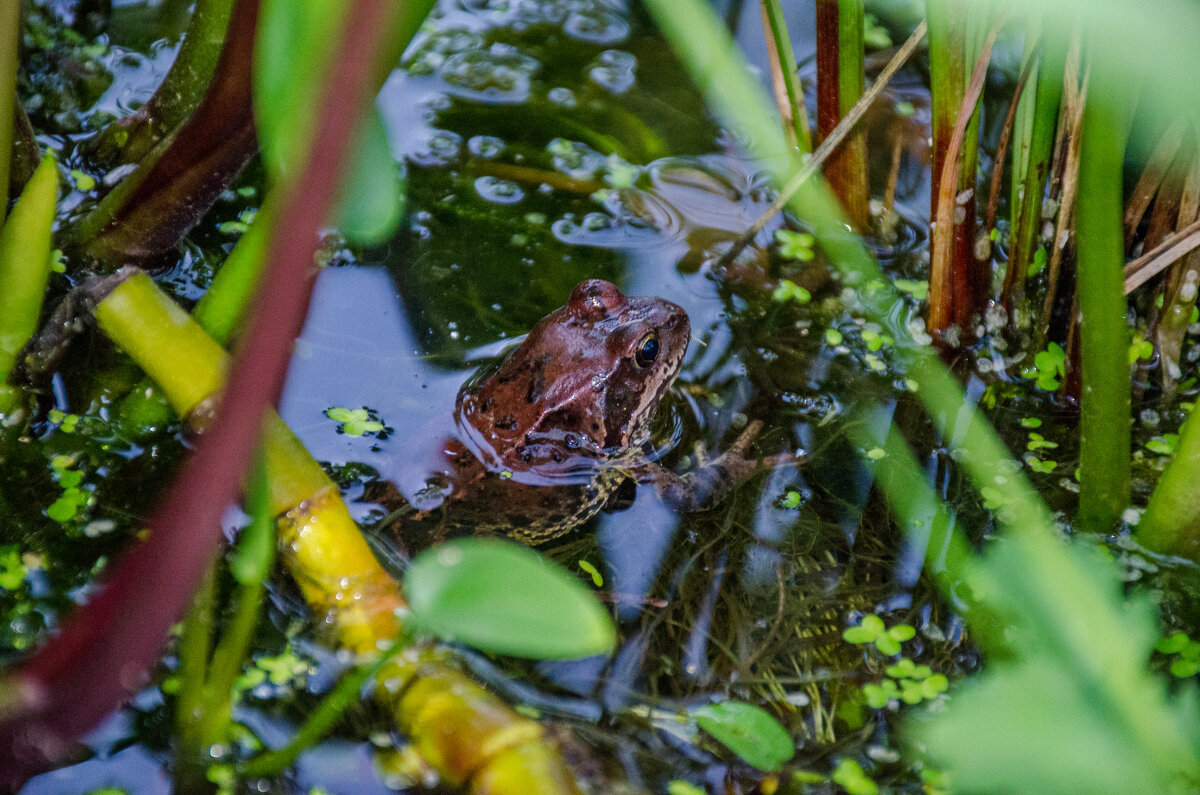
<box><xmin>634</xmin><ymin>420</ymin><xmax>803</xmax><ymax>511</ymax></box>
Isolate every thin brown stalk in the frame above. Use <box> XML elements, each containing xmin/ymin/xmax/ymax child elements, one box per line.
<box><xmin>716</xmin><ymin>20</ymin><xmax>927</xmax><ymax>269</ymax></box>
<box><xmin>1045</xmin><ymin>51</ymin><xmax>1073</xmax><ymax>206</ymax></box>
<box><xmin>928</xmin><ymin>16</ymin><xmax>1004</xmax><ymax>333</ymax></box>
<box><xmin>881</xmin><ymin>127</ymin><xmax>903</xmax><ymax>225</ymax></box>
<box><xmin>1123</xmin><ymin>120</ymin><xmax>1188</xmax><ymax>249</ymax></box>
<box><xmin>1123</xmin><ymin>215</ymin><xmax>1200</xmax><ymax>294</ymax></box>
<box><xmin>1154</xmin><ymin>135</ymin><xmax>1200</xmax><ymax>391</ymax></box>
<box><xmin>1143</xmin><ymin>143</ymin><xmax>1190</xmax><ymax>255</ymax></box>
<box><xmin>1037</xmin><ymin>46</ymin><xmax>1087</xmax><ymax>349</ymax></box>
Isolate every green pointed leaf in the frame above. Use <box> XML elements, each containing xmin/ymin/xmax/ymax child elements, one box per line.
<box><xmin>254</xmin><ymin>1</ymin><xmax>403</xmax><ymax>245</ymax></box>
<box><xmin>692</xmin><ymin>701</ymin><xmax>794</xmax><ymax>772</ymax></box>
<box><xmin>333</xmin><ymin>106</ymin><xmax>403</xmax><ymax>245</ymax></box>
<box><xmin>405</xmin><ymin>539</ymin><xmax>616</xmax><ymax>660</ymax></box>
<box><xmin>0</xmin><ymin>152</ymin><xmax>58</xmax><ymax>411</ymax></box>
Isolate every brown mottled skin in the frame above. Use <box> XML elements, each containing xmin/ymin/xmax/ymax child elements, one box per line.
<box><xmin>383</xmin><ymin>280</ymin><xmax>779</xmax><ymax>549</ymax></box>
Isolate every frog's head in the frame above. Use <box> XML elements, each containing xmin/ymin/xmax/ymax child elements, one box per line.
<box><xmin>459</xmin><ymin>279</ymin><xmax>690</xmax><ymax>470</ymax></box>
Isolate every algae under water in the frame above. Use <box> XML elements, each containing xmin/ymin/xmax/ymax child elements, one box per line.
<box><xmin>5</xmin><ymin>0</ymin><xmax>1200</xmax><ymax>793</ymax></box>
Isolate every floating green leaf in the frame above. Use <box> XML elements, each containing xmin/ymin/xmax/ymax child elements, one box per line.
<box><xmin>1146</xmin><ymin>434</ymin><xmax>1179</xmax><ymax>456</ymax></box>
<box><xmin>0</xmin><ymin>546</ymin><xmax>25</xmax><ymax>590</ymax></box>
<box><xmin>1026</xmin><ymin>343</ymin><xmax>1066</xmax><ymax>391</ymax></box>
<box><xmin>772</xmin><ymin>278</ymin><xmax>811</xmax><ymax>303</ymax></box>
<box><xmin>832</xmin><ymin>758</ymin><xmax>878</xmax><ymax>795</ymax></box>
<box><xmin>578</xmin><ymin>559</ymin><xmax>603</xmax><ymax>587</ymax></box>
<box><xmin>893</xmin><ymin>279</ymin><xmax>928</xmax><ymax>300</ymax></box>
<box><xmin>692</xmin><ymin>700</ymin><xmax>794</xmax><ymax>772</ymax></box>
<box><xmin>325</xmin><ymin>406</ymin><xmax>385</xmax><ymax>437</ymax></box>
<box><xmin>844</xmin><ymin>614</ymin><xmax>914</xmax><ymax>655</ymax></box>
<box><xmin>774</xmin><ymin>228</ymin><xmax>815</xmax><ymax>261</ymax></box>
<box><xmin>405</xmin><ymin>538</ymin><xmax>616</xmax><ymax>660</ymax></box>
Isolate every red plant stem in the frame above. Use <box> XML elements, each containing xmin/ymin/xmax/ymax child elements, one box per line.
<box><xmin>0</xmin><ymin>0</ymin><xmax>400</xmax><ymax>785</ymax></box>
<box><xmin>814</xmin><ymin>0</ymin><xmax>868</xmax><ymax>230</ymax></box>
<box><xmin>815</xmin><ymin>1</ymin><xmax>840</xmax><ymax>143</ymax></box>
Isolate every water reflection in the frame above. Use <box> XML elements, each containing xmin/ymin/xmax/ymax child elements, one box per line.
<box><xmin>279</xmin><ymin>266</ymin><xmax>466</xmax><ymax>508</ymax></box>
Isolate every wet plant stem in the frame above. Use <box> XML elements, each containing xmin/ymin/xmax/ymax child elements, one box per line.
<box><xmin>928</xmin><ymin>15</ymin><xmax>1003</xmax><ymax>333</ymax></box>
<box><xmin>984</xmin><ymin>42</ymin><xmax>1038</xmax><ymax>239</ymax></box>
<box><xmin>1074</xmin><ymin>79</ymin><xmax>1135</xmax><ymax>534</ymax></box>
<box><xmin>174</xmin><ymin>564</ymin><xmax>217</xmax><ymax>788</ymax></box>
<box><xmin>72</xmin><ymin>0</ymin><xmax>259</xmax><ymax>265</ymax></box>
<box><xmin>1037</xmin><ymin>41</ymin><xmax>1087</xmax><ymax>349</ymax></box>
<box><xmin>96</xmin><ymin>0</ymin><xmax>235</xmax><ymax>165</ymax></box>
<box><xmin>815</xmin><ymin>0</ymin><xmax>868</xmax><ymax>230</ymax></box>
<box><xmin>188</xmin><ymin>462</ymin><xmax>275</xmax><ymax>776</ymax></box>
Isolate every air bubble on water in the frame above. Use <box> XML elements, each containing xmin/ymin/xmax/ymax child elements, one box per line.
<box><xmin>588</xmin><ymin>50</ymin><xmax>636</xmax><ymax>94</ymax></box>
<box><xmin>474</xmin><ymin>176</ymin><xmax>525</xmax><ymax>205</ymax></box>
<box><xmin>564</xmin><ymin>8</ymin><xmax>629</xmax><ymax>45</ymax></box>
<box><xmin>548</xmin><ymin>87</ymin><xmax>577</xmax><ymax>107</ymax></box>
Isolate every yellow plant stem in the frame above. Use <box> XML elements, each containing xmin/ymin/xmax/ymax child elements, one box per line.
<box><xmin>92</xmin><ymin>269</ymin><xmax>581</xmax><ymax>793</ymax></box>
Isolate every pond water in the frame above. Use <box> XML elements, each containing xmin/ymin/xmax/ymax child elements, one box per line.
<box><xmin>10</xmin><ymin>0</ymin><xmax>1185</xmax><ymax>792</ymax></box>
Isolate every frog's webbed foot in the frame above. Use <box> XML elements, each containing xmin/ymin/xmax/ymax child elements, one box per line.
<box><xmin>642</xmin><ymin>420</ymin><xmax>803</xmax><ymax>511</ymax></box>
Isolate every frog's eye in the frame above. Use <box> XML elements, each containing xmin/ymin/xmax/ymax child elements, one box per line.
<box><xmin>634</xmin><ymin>332</ymin><xmax>660</xmax><ymax>368</ymax></box>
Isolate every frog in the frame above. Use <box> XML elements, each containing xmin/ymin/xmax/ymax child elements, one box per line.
<box><xmin>376</xmin><ymin>279</ymin><xmax>786</xmax><ymax>550</ymax></box>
